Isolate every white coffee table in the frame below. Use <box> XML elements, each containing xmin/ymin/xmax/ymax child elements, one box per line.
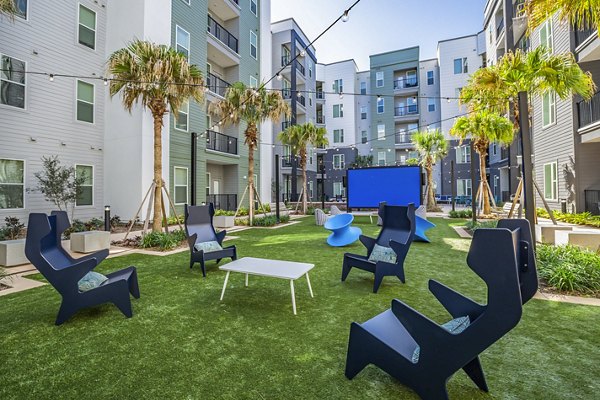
<box><xmin>219</xmin><ymin>257</ymin><xmax>314</xmax><ymax>315</ymax></box>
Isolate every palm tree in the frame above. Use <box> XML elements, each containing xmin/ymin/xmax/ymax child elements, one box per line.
<box><xmin>108</xmin><ymin>40</ymin><xmax>204</xmax><ymax>232</ymax></box>
<box><xmin>525</xmin><ymin>0</ymin><xmax>600</xmax><ymax>35</ymax></box>
<box><xmin>450</xmin><ymin>111</ymin><xmax>515</xmax><ymax>215</ymax></box>
<box><xmin>411</xmin><ymin>129</ymin><xmax>448</xmax><ymax>212</ymax></box>
<box><xmin>352</xmin><ymin>155</ymin><xmax>374</xmax><ymax>168</ymax></box>
<box><xmin>278</xmin><ymin>123</ymin><xmax>328</xmax><ymax>214</ymax></box>
<box><xmin>210</xmin><ymin>82</ymin><xmax>290</xmax><ymax>225</ymax></box>
<box><xmin>0</xmin><ymin>0</ymin><xmax>17</xmax><ymax>18</ymax></box>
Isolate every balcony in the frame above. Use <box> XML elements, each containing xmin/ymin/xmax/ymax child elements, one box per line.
<box><xmin>512</xmin><ymin>1</ymin><xmax>527</xmax><ymax>43</ymax></box>
<box><xmin>316</xmin><ymin>90</ymin><xmax>324</xmax><ymax>100</ymax></box>
<box><xmin>577</xmin><ymin>92</ymin><xmax>600</xmax><ymax>143</ymax></box>
<box><xmin>206</xmin><ymin>73</ymin><xmax>230</xmax><ymax>98</ymax></box>
<box><xmin>395</xmin><ymin>133</ymin><xmax>413</xmax><ymax>145</ymax></box>
<box><xmin>282</xmin><ymin>121</ymin><xmax>292</xmax><ymax>131</ymax></box>
<box><xmin>296</xmin><ymin>61</ymin><xmax>305</xmax><ymax>76</ymax></box>
<box><xmin>282</xmin><ymin>89</ymin><xmax>292</xmax><ymax>99</ymax></box>
<box><xmin>575</xmin><ymin>22</ymin><xmax>600</xmax><ymax>63</ymax></box>
<box><xmin>393</xmin><ymin>76</ymin><xmax>418</xmax><ymax>91</ymax></box>
<box><xmin>297</xmin><ymin>95</ymin><xmax>306</xmax><ymax>107</ymax></box>
<box><xmin>316</xmin><ymin>115</ymin><xmax>324</xmax><ymax>124</ymax></box>
<box><xmin>281</xmin><ymin>55</ymin><xmax>292</xmax><ymax>67</ymax></box>
<box><xmin>394</xmin><ymin>105</ymin><xmax>419</xmax><ymax>119</ymax></box>
<box><xmin>207</xmin><ymin>15</ymin><xmax>239</xmax><ymax>60</ymax></box>
<box><xmin>208</xmin><ymin>0</ymin><xmax>240</xmax><ymax>22</ymax></box>
<box><xmin>281</xmin><ymin>155</ymin><xmax>298</xmax><ymax>168</ymax></box>
<box><xmin>206</xmin><ymin>194</ymin><xmax>238</xmax><ymax>211</ymax></box>
<box><xmin>206</xmin><ymin>130</ymin><xmax>238</xmax><ymax>155</ymax></box>
<box><xmin>496</xmin><ymin>18</ymin><xmax>505</xmax><ymax>39</ymax></box>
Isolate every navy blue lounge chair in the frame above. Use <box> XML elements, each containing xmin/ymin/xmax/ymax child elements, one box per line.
<box><xmin>344</xmin><ymin>219</ymin><xmax>538</xmax><ymax>400</ymax></box>
<box><xmin>25</xmin><ymin>212</ymin><xmax>140</xmax><ymax>325</ymax></box>
<box><xmin>185</xmin><ymin>204</ymin><xmax>237</xmax><ymax>277</ymax></box>
<box><xmin>342</xmin><ymin>203</ymin><xmax>416</xmax><ymax>293</ymax></box>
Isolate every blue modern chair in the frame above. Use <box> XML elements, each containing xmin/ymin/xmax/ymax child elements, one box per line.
<box><xmin>185</xmin><ymin>204</ymin><xmax>237</xmax><ymax>277</ymax></box>
<box><xmin>342</xmin><ymin>204</ymin><xmax>416</xmax><ymax>293</ymax></box>
<box><xmin>25</xmin><ymin>212</ymin><xmax>140</xmax><ymax>325</ymax></box>
<box><xmin>344</xmin><ymin>219</ymin><xmax>537</xmax><ymax>400</ymax></box>
<box><xmin>324</xmin><ymin>213</ymin><xmax>362</xmax><ymax>247</ymax></box>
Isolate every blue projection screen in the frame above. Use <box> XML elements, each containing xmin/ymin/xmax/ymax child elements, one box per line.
<box><xmin>347</xmin><ymin>166</ymin><xmax>422</xmax><ymax>208</ymax></box>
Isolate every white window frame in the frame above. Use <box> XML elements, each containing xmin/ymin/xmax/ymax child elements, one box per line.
<box><xmin>333</xmin><ymin>154</ymin><xmax>345</xmax><ymax>170</ymax></box>
<box><xmin>250</xmin><ymin>31</ymin><xmax>258</xmax><ymax>60</ymax></box>
<box><xmin>308</xmin><ymin>180</ymin><xmax>314</xmax><ymax>199</ymax></box>
<box><xmin>542</xmin><ymin>91</ymin><xmax>556</xmax><ymax>127</ymax></box>
<box><xmin>250</xmin><ymin>0</ymin><xmax>258</xmax><ymax>16</ymax></box>
<box><xmin>0</xmin><ymin>53</ymin><xmax>27</xmax><ymax>110</ymax></box>
<box><xmin>360</xmin><ymin>105</ymin><xmax>367</xmax><ymax>120</ymax></box>
<box><xmin>78</xmin><ymin>3</ymin><xmax>97</xmax><ymax>51</ymax></box>
<box><xmin>13</xmin><ymin>0</ymin><xmax>28</xmax><ymax>20</ymax></box>
<box><xmin>376</xmin><ymin>71</ymin><xmax>384</xmax><ymax>88</ymax></box>
<box><xmin>174</xmin><ymin>100</ymin><xmax>189</xmax><ymax>132</ymax></box>
<box><xmin>333</xmin><ymin>129</ymin><xmax>344</xmax><ymax>144</ymax></box>
<box><xmin>333</xmin><ymin>79</ymin><xmax>343</xmax><ymax>93</ymax></box>
<box><xmin>76</xmin><ymin>79</ymin><xmax>95</xmax><ymax>124</ymax></box>
<box><xmin>333</xmin><ymin>104</ymin><xmax>343</xmax><ymax>118</ymax></box>
<box><xmin>427</xmin><ymin>70</ymin><xmax>434</xmax><ymax>85</ymax></box>
<box><xmin>540</xmin><ymin>19</ymin><xmax>553</xmax><ymax>52</ymax></box>
<box><xmin>176</xmin><ymin>25</ymin><xmax>190</xmax><ymax>60</ymax></box>
<box><xmin>543</xmin><ymin>162</ymin><xmax>558</xmax><ymax>201</ymax></box>
<box><xmin>75</xmin><ymin>164</ymin><xmax>94</xmax><ymax>207</ymax></box>
<box><xmin>457</xmin><ymin>179</ymin><xmax>472</xmax><ymax>196</ymax></box>
<box><xmin>308</xmin><ymin>60</ymin><xmax>313</xmax><ymax>78</ymax></box>
<box><xmin>361</xmin><ymin>130</ymin><xmax>368</xmax><ymax>144</ymax></box>
<box><xmin>0</xmin><ymin>158</ymin><xmax>25</xmax><ymax>210</ymax></box>
<box><xmin>333</xmin><ymin>181</ymin><xmax>345</xmax><ymax>197</ymax></box>
<box><xmin>456</xmin><ymin>145</ymin><xmax>471</xmax><ymax>164</ymax></box>
<box><xmin>377</xmin><ymin>124</ymin><xmax>385</xmax><ymax>141</ymax></box>
<box><xmin>377</xmin><ymin>97</ymin><xmax>385</xmax><ymax>114</ymax></box>
<box><xmin>377</xmin><ymin>151</ymin><xmax>386</xmax><ymax>166</ymax></box>
<box><xmin>454</xmin><ymin>57</ymin><xmax>467</xmax><ymax>74</ymax></box>
<box><xmin>174</xmin><ymin>166</ymin><xmax>189</xmax><ymax>205</ymax></box>
<box><xmin>427</xmin><ymin>98</ymin><xmax>435</xmax><ymax>112</ymax></box>
<box><xmin>360</xmin><ymin>81</ymin><xmax>367</xmax><ymax>95</ymax></box>
<box><xmin>249</xmin><ymin>75</ymin><xmax>258</xmax><ymax>88</ymax></box>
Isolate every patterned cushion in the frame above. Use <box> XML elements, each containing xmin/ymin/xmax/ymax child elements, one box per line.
<box><xmin>411</xmin><ymin>316</ymin><xmax>470</xmax><ymax>363</ymax></box>
<box><xmin>194</xmin><ymin>241</ymin><xmax>223</xmax><ymax>253</ymax></box>
<box><xmin>368</xmin><ymin>244</ymin><xmax>397</xmax><ymax>264</ymax></box>
<box><xmin>78</xmin><ymin>271</ymin><xmax>108</xmax><ymax>292</ymax></box>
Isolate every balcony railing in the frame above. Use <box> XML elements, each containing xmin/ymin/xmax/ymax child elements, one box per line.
<box><xmin>575</xmin><ymin>24</ymin><xmax>597</xmax><ymax>48</ymax></box>
<box><xmin>394</xmin><ymin>105</ymin><xmax>419</xmax><ymax>117</ymax></box>
<box><xmin>206</xmin><ymin>130</ymin><xmax>238</xmax><ymax>155</ymax></box>
<box><xmin>282</xmin><ymin>89</ymin><xmax>292</xmax><ymax>99</ymax></box>
<box><xmin>296</xmin><ymin>61</ymin><xmax>305</xmax><ymax>76</ymax></box>
<box><xmin>281</xmin><ymin>55</ymin><xmax>291</xmax><ymax>67</ymax></box>
<box><xmin>316</xmin><ymin>115</ymin><xmax>324</xmax><ymax>124</ymax></box>
<box><xmin>584</xmin><ymin>190</ymin><xmax>600</xmax><ymax>215</ymax></box>
<box><xmin>513</xmin><ymin>0</ymin><xmax>525</xmax><ymax>18</ymax></box>
<box><xmin>207</xmin><ymin>15</ymin><xmax>239</xmax><ymax>53</ymax></box>
<box><xmin>395</xmin><ymin>133</ymin><xmax>413</xmax><ymax>144</ymax></box>
<box><xmin>206</xmin><ymin>73</ymin><xmax>230</xmax><ymax>97</ymax></box>
<box><xmin>577</xmin><ymin>91</ymin><xmax>600</xmax><ymax>128</ymax></box>
<box><xmin>496</xmin><ymin>18</ymin><xmax>505</xmax><ymax>38</ymax></box>
<box><xmin>281</xmin><ymin>155</ymin><xmax>298</xmax><ymax>168</ymax></box>
<box><xmin>282</xmin><ymin>121</ymin><xmax>292</xmax><ymax>131</ymax></box>
<box><xmin>316</xmin><ymin>90</ymin><xmax>324</xmax><ymax>99</ymax></box>
<box><xmin>207</xmin><ymin>194</ymin><xmax>237</xmax><ymax>212</ymax></box>
<box><xmin>297</xmin><ymin>95</ymin><xmax>306</xmax><ymax>107</ymax></box>
<box><xmin>393</xmin><ymin>76</ymin><xmax>418</xmax><ymax>90</ymax></box>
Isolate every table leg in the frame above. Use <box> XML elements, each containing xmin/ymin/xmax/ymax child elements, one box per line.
<box><xmin>290</xmin><ymin>279</ymin><xmax>297</xmax><ymax>315</ymax></box>
<box><xmin>245</xmin><ymin>273</ymin><xmax>248</xmax><ymax>287</ymax></box>
<box><xmin>306</xmin><ymin>272</ymin><xmax>314</xmax><ymax>298</ymax></box>
<box><xmin>220</xmin><ymin>271</ymin><xmax>230</xmax><ymax>301</ymax></box>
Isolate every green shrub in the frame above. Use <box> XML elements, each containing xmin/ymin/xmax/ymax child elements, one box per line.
<box><xmin>0</xmin><ymin>217</ymin><xmax>25</xmax><ymax>240</ymax></box>
<box><xmin>85</xmin><ymin>217</ymin><xmax>104</xmax><ymax>231</ymax></box>
<box><xmin>235</xmin><ymin>215</ymin><xmax>290</xmax><ymax>227</ymax></box>
<box><xmin>537</xmin><ymin>244</ymin><xmax>600</xmax><ymax>294</ymax></box>
<box><xmin>464</xmin><ymin>220</ymin><xmax>498</xmax><ymax>231</ymax></box>
<box><xmin>448</xmin><ymin>209</ymin><xmax>473</xmax><ymax>219</ymax></box>
<box><xmin>537</xmin><ymin>208</ymin><xmax>600</xmax><ymax>228</ymax></box>
<box><xmin>140</xmin><ymin>230</ymin><xmax>186</xmax><ymax>251</ymax></box>
<box><xmin>215</xmin><ymin>209</ymin><xmax>236</xmax><ymax>216</ymax></box>
<box><xmin>166</xmin><ymin>215</ymin><xmax>184</xmax><ymax>225</ymax></box>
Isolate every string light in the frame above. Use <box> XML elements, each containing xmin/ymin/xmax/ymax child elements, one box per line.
<box><xmin>342</xmin><ymin>10</ymin><xmax>350</xmax><ymax>22</ymax></box>
<box><xmin>49</xmin><ymin>74</ymin><xmax>54</xmax><ymax>82</ymax></box>
<box><xmin>103</xmin><ymin>78</ymin><xmax>108</xmax><ymax>86</ymax></box>
<box><xmin>276</xmin><ymin>73</ymin><xmax>282</xmax><ymax>81</ymax></box>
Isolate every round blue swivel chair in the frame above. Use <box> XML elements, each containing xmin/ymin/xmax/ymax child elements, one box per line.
<box><xmin>324</xmin><ymin>214</ymin><xmax>362</xmax><ymax>247</ymax></box>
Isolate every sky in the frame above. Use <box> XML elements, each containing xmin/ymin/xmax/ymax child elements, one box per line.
<box><xmin>271</xmin><ymin>0</ymin><xmax>487</xmax><ymax>70</ymax></box>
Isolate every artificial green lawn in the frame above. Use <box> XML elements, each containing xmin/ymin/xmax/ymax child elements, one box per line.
<box><xmin>1</xmin><ymin>217</ymin><xmax>599</xmax><ymax>399</ymax></box>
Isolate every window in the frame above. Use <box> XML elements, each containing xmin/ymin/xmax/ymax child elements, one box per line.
<box><xmin>361</xmin><ymin>130</ymin><xmax>368</xmax><ymax>144</ymax></box>
<box><xmin>540</xmin><ymin>19</ymin><xmax>553</xmax><ymax>52</ymax></box>
<box><xmin>456</xmin><ymin>145</ymin><xmax>471</xmax><ymax>164</ymax></box>
<box><xmin>491</xmin><ymin>142</ymin><xmax>498</xmax><ymax>156</ymax></box>
<box><xmin>78</xmin><ymin>5</ymin><xmax>96</xmax><ymax>50</ymax></box>
<box><xmin>333</xmin><ymin>129</ymin><xmax>344</xmax><ymax>143</ymax></box>
<box><xmin>0</xmin><ymin>54</ymin><xmax>26</xmax><ymax>109</ymax></box>
<box><xmin>249</xmin><ymin>75</ymin><xmax>258</xmax><ymax>88</ymax></box>
<box><xmin>378</xmin><ymin>151</ymin><xmax>386</xmax><ymax>166</ymax></box>
<box><xmin>250</xmin><ymin>0</ymin><xmax>257</xmax><ymax>16</ymax></box>
<box><xmin>427</xmin><ymin>70</ymin><xmax>434</xmax><ymax>85</ymax></box>
<box><xmin>455</xmin><ymin>87</ymin><xmax>462</xmax><ymax>99</ymax></box>
<box><xmin>544</xmin><ymin>162</ymin><xmax>558</xmax><ymax>201</ymax></box>
<box><xmin>333</xmin><ymin>154</ymin><xmax>345</xmax><ymax>169</ymax></box>
<box><xmin>457</xmin><ymin>179</ymin><xmax>472</xmax><ymax>196</ymax></box>
<box><xmin>174</xmin><ymin>167</ymin><xmax>189</xmax><ymax>204</ymax></box>
<box><xmin>76</xmin><ymin>80</ymin><xmax>94</xmax><ymax>123</ymax></box>
<box><xmin>376</xmin><ymin>71</ymin><xmax>384</xmax><ymax>87</ymax></box>
<box><xmin>13</xmin><ymin>0</ymin><xmax>27</xmax><ymax>19</ymax></box>
<box><xmin>360</xmin><ymin>105</ymin><xmax>367</xmax><ymax>120</ymax></box>
<box><xmin>308</xmin><ymin>180</ymin><xmax>313</xmax><ymax>199</ymax></box>
<box><xmin>427</xmin><ymin>98</ymin><xmax>435</xmax><ymax>112</ymax></box>
<box><xmin>333</xmin><ymin>79</ymin><xmax>343</xmax><ymax>94</ymax></box>
<box><xmin>542</xmin><ymin>91</ymin><xmax>556</xmax><ymax>127</ymax></box>
<box><xmin>250</xmin><ymin>31</ymin><xmax>258</xmax><ymax>59</ymax></box>
<box><xmin>377</xmin><ymin>124</ymin><xmax>385</xmax><ymax>140</ymax></box>
<box><xmin>377</xmin><ymin>97</ymin><xmax>384</xmax><ymax>114</ymax></box>
<box><xmin>360</xmin><ymin>81</ymin><xmax>367</xmax><ymax>95</ymax></box>
<box><xmin>175</xmin><ymin>100</ymin><xmax>189</xmax><ymax>131</ymax></box>
<box><xmin>308</xmin><ymin>60</ymin><xmax>313</xmax><ymax>78</ymax></box>
<box><xmin>453</xmin><ymin>57</ymin><xmax>468</xmax><ymax>74</ymax></box>
<box><xmin>75</xmin><ymin>165</ymin><xmax>94</xmax><ymax>206</ymax></box>
<box><xmin>333</xmin><ymin>104</ymin><xmax>343</xmax><ymax>118</ymax></box>
<box><xmin>0</xmin><ymin>159</ymin><xmax>24</xmax><ymax>209</ymax></box>
<box><xmin>176</xmin><ymin>26</ymin><xmax>190</xmax><ymax>60</ymax></box>
<box><xmin>333</xmin><ymin>182</ymin><xmax>345</xmax><ymax>197</ymax></box>
<box><xmin>308</xmin><ymin>91</ymin><xmax>313</xmax><ymax>106</ymax></box>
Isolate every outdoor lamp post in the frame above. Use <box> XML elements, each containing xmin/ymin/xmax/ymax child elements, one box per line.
<box><xmin>104</xmin><ymin>205</ymin><xmax>111</xmax><ymax>232</ymax></box>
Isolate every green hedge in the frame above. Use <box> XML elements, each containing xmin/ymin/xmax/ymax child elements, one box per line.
<box><xmin>235</xmin><ymin>215</ymin><xmax>290</xmax><ymax>227</ymax></box>
<box><xmin>448</xmin><ymin>209</ymin><xmax>473</xmax><ymax>218</ymax></box>
<box><xmin>537</xmin><ymin>208</ymin><xmax>600</xmax><ymax>228</ymax></box>
<box><xmin>537</xmin><ymin>244</ymin><xmax>600</xmax><ymax>295</ymax></box>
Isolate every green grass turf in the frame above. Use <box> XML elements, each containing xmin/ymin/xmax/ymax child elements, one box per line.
<box><xmin>1</xmin><ymin>217</ymin><xmax>599</xmax><ymax>399</ymax></box>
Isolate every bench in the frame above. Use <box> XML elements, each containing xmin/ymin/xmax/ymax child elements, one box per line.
<box><xmin>492</xmin><ymin>203</ymin><xmax>520</xmax><ymax>218</ymax></box>
<box><xmin>70</xmin><ymin>231</ymin><xmax>111</xmax><ymax>254</ymax></box>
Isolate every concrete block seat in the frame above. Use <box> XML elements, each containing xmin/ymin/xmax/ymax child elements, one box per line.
<box><xmin>0</xmin><ymin>239</ymin><xmax>28</xmax><ymax>267</ymax></box>
<box><xmin>324</xmin><ymin>214</ymin><xmax>362</xmax><ymax>247</ymax></box>
<box><xmin>535</xmin><ymin>224</ymin><xmax>573</xmax><ymax>244</ymax></box>
<box><xmin>555</xmin><ymin>230</ymin><xmax>600</xmax><ymax>252</ymax></box>
<box><xmin>70</xmin><ymin>231</ymin><xmax>111</xmax><ymax>254</ymax></box>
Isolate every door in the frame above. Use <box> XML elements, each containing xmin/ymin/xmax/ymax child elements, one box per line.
<box><xmin>406</xmin><ymin>70</ymin><xmax>417</xmax><ymax>86</ymax></box>
<box><xmin>213</xmin><ymin>180</ymin><xmax>220</xmax><ymax>195</ymax></box>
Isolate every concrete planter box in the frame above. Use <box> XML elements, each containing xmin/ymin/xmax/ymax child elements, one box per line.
<box><xmin>555</xmin><ymin>230</ymin><xmax>600</xmax><ymax>252</ymax></box>
<box><xmin>214</xmin><ymin>215</ymin><xmax>235</xmax><ymax>229</ymax></box>
<box><xmin>70</xmin><ymin>231</ymin><xmax>111</xmax><ymax>253</ymax></box>
<box><xmin>535</xmin><ymin>224</ymin><xmax>573</xmax><ymax>244</ymax></box>
<box><xmin>0</xmin><ymin>239</ymin><xmax>28</xmax><ymax>267</ymax></box>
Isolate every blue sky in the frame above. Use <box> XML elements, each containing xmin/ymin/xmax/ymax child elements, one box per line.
<box><xmin>271</xmin><ymin>0</ymin><xmax>487</xmax><ymax>70</ymax></box>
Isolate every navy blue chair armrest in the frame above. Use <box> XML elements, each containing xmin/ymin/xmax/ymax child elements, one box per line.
<box><xmin>428</xmin><ymin>280</ymin><xmax>484</xmax><ymax>320</ymax></box>
<box><xmin>75</xmin><ymin>248</ymin><xmax>109</xmax><ymax>265</ymax></box>
<box><xmin>215</xmin><ymin>230</ymin><xmax>226</xmax><ymax>245</ymax></box>
<box><xmin>388</xmin><ymin>239</ymin><xmax>411</xmax><ymax>262</ymax></box>
<box><xmin>390</xmin><ymin>299</ymin><xmax>450</xmax><ymax>344</ymax></box>
<box><xmin>187</xmin><ymin>233</ymin><xmax>198</xmax><ymax>251</ymax></box>
<box><xmin>359</xmin><ymin>235</ymin><xmax>377</xmax><ymax>254</ymax></box>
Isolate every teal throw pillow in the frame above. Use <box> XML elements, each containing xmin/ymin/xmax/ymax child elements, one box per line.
<box><xmin>194</xmin><ymin>241</ymin><xmax>223</xmax><ymax>253</ymax></box>
<box><xmin>368</xmin><ymin>244</ymin><xmax>397</xmax><ymax>264</ymax></box>
<box><xmin>411</xmin><ymin>316</ymin><xmax>470</xmax><ymax>363</ymax></box>
<box><xmin>78</xmin><ymin>271</ymin><xmax>108</xmax><ymax>292</ymax></box>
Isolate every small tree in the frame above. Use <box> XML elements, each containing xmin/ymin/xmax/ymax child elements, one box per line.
<box><xmin>412</xmin><ymin>129</ymin><xmax>448</xmax><ymax>212</ymax></box>
<box><xmin>33</xmin><ymin>156</ymin><xmax>86</xmax><ymax>218</ymax></box>
<box><xmin>352</xmin><ymin>155</ymin><xmax>374</xmax><ymax>168</ymax></box>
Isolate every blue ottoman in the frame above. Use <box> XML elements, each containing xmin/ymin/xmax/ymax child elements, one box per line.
<box><xmin>324</xmin><ymin>214</ymin><xmax>362</xmax><ymax>247</ymax></box>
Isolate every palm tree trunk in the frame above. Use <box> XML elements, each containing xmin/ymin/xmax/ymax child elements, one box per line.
<box><xmin>152</xmin><ymin>108</ymin><xmax>164</xmax><ymax>232</ymax></box>
<box><xmin>479</xmin><ymin>151</ymin><xmax>491</xmax><ymax>215</ymax></box>
<box><xmin>300</xmin><ymin>149</ymin><xmax>308</xmax><ymax>214</ymax></box>
<box><xmin>247</xmin><ymin>123</ymin><xmax>257</xmax><ymax>226</ymax></box>
<box><xmin>426</xmin><ymin>162</ymin><xmax>436</xmax><ymax>211</ymax></box>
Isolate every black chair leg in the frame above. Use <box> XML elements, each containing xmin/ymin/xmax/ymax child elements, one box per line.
<box><xmin>462</xmin><ymin>357</ymin><xmax>489</xmax><ymax>392</ymax></box>
<box><xmin>200</xmin><ymin>259</ymin><xmax>206</xmax><ymax>277</ymax></box>
<box><xmin>373</xmin><ymin>270</ymin><xmax>385</xmax><ymax>293</ymax></box>
<box><xmin>55</xmin><ymin>301</ymin><xmax>78</xmax><ymax>326</ymax></box>
<box><xmin>341</xmin><ymin>258</ymin><xmax>352</xmax><ymax>282</ymax></box>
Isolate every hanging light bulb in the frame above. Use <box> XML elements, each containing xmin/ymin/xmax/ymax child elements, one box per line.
<box><xmin>387</xmin><ymin>148</ymin><xmax>391</xmax><ymax>152</ymax></box>
<box><xmin>447</xmin><ymin>97</ymin><xmax>451</xmax><ymax>103</ymax></box>
<box><xmin>370</xmin><ymin>148</ymin><xmax>373</xmax><ymax>152</ymax></box>
<box><xmin>339</xmin><ymin>91</ymin><xmax>343</xmax><ymax>99</ymax></box>
<box><xmin>103</xmin><ymin>78</ymin><xmax>109</xmax><ymax>86</ymax></box>
<box><xmin>342</xmin><ymin>10</ymin><xmax>350</xmax><ymax>22</ymax></box>
<box><xmin>276</xmin><ymin>73</ymin><xmax>282</xmax><ymax>81</ymax></box>
<box><xmin>49</xmin><ymin>74</ymin><xmax>54</xmax><ymax>82</ymax></box>
<box><xmin>300</xmin><ymin>49</ymin><xmax>306</xmax><ymax>57</ymax></box>
<box><xmin>272</xmin><ymin>144</ymin><xmax>275</xmax><ymax>149</ymax></box>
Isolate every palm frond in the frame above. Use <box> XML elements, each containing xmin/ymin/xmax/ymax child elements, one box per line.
<box><xmin>525</xmin><ymin>0</ymin><xmax>600</xmax><ymax>35</ymax></box>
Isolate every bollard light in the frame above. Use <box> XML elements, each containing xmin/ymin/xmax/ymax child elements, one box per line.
<box><xmin>104</xmin><ymin>205</ymin><xmax>111</xmax><ymax>232</ymax></box>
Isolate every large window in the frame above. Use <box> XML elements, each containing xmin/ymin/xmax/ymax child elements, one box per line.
<box><xmin>377</xmin><ymin>97</ymin><xmax>384</xmax><ymax>114</ymax></box>
<box><xmin>0</xmin><ymin>159</ymin><xmax>24</xmax><ymax>209</ymax></box>
<box><xmin>14</xmin><ymin>0</ymin><xmax>27</xmax><ymax>19</ymax></box>
<box><xmin>333</xmin><ymin>79</ymin><xmax>343</xmax><ymax>93</ymax></box>
<box><xmin>453</xmin><ymin>57</ymin><xmax>468</xmax><ymax>74</ymax></box>
<box><xmin>333</xmin><ymin>104</ymin><xmax>343</xmax><ymax>118</ymax></box>
<box><xmin>78</xmin><ymin>5</ymin><xmax>96</xmax><ymax>50</ymax></box>
<box><xmin>250</xmin><ymin>0</ymin><xmax>257</xmax><ymax>16</ymax></box>
<box><xmin>249</xmin><ymin>75</ymin><xmax>258</xmax><ymax>88</ymax></box>
<box><xmin>250</xmin><ymin>31</ymin><xmax>258</xmax><ymax>59</ymax></box>
<box><xmin>457</xmin><ymin>179</ymin><xmax>472</xmax><ymax>196</ymax></box>
<box><xmin>377</xmin><ymin>124</ymin><xmax>385</xmax><ymax>140</ymax></box>
<box><xmin>0</xmin><ymin>54</ymin><xmax>26</xmax><ymax>109</ymax></box>
<box><xmin>174</xmin><ymin>167</ymin><xmax>189</xmax><ymax>204</ymax></box>
<box><xmin>176</xmin><ymin>26</ymin><xmax>190</xmax><ymax>60</ymax></box>
<box><xmin>333</xmin><ymin>154</ymin><xmax>345</xmax><ymax>169</ymax></box>
<box><xmin>360</xmin><ymin>81</ymin><xmax>367</xmax><ymax>95</ymax></box>
<box><xmin>456</xmin><ymin>145</ymin><xmax>471</xmax><ymax>164</ymax></box>
<box><xmin>376</xmin><ymin>71</ymin><xmax>384</xmax><ymax>88</ymax></box>
<box><xmin>333</xmin><ymin>181</ymin><xmax>345</xmax><ymax>197</ymax></box>
<box><xmin>544</xmin><ymin>162</ymin><xmax>558</xmax><ymax>200</ymax></box>
<box><xmin>377</xmin><ymin>151</ymin><xmax>386</xmax><ymax>166</ymax></box>
<box><xmin>360</xmin><ymin>105</ymin><xmax>367</xmax><ymax>120</ymax></box>
<box><xmin>333</xmin><ymin>129</ymin><xmax>344</xmax><ymax>143</ymax></box>
<box><xmin>175</xmin><ymin>100</ymin><xmax>189</xmax><ymax>131</ymax></box>
<box><xmin>427</xmin><ymin>70</ymin><xmax>434</xmax><ymax>85</ymax></box>
<box><xmin>76</xmin><ymin>80</ymin><xmax>94</xmax><ymax>123</ymax></box>
<box><xmin>540</xmin><ymin>19</ymin><xmax>553</xmax><ymax>52</ymax></box>
<box><xmin>542</xmin><ymin>91</ymin><xmax>556</xmax><ymax>127</ymax></box>
<box><xmin>75</xmin><ymin>165</ymin><xmax>94</xmax><ymax>206</ymax></box>
<box><xmin>361</xmin><ymin>130</ymin><xmax>368</xmax><ymax>144</ymax></box>
<box><xmin>427</xmin><ymin>98</ymin><xmax>435</xmax><ymax>112</ymax></box>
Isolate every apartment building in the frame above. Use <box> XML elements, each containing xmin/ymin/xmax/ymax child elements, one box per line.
<box><xmin>270</xmin><ymin>18</ymin><xmax>318</xmax><ymax>203</ymax></box>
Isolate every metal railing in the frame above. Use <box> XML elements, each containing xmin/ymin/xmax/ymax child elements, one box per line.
<box><xmin>281</xmin><ymin>155</ymin><xmax>298</xmax><ymax>168</ymax></box>
<box><xmin>282</xmin><ymin>121</ymin><xmax>292</xmax><ymax>131</ymax></box>
<box><xmin>297</xmin><ymin>94</ymin><xmax>306</xmax><ymax>107</ymax></box>
<box><xmin>393</xmin><ymin>76</ymin><xmax>418</xmax><ymax>89</ymax></box>
<box><xmin>575</xmin><ymin>25</ymin><xmax>597</xmax><ymax>48</ymax></box>
<box><xmin>207</xmin><ymin>15</ymin><xmax>239</xmax><ymax>53</ymax></box>
<box><xmin>513</xmin><ymin>0</ymin><xmax>525</xmax><ymax>18</ymax></box>
<box><xmin>395</xmin><ymin>133</ymin><xmax>413</xmax><ymax>144</ymax></box>
<box><xmin>496</xmin><ymin>18</ymin><xmax>505</xmax><ymax>37</ymax></box>
<box><xmin>206</xmin><ymin>130</ymin><xmax>238</xmax><ymax>155</ymax></box>
<box><xmin>577</xmin><ymin>91</ymin><xmax>600</xmax><ymax>128</ymax></box>
<box><xmin>207</xmin><ymin>194</ymin><xmax>237</xmax><ymax>212</ymax></box>
<box><xmin>316</xmin><ymin>90</ymin><xmax>324</xmax><ymax>99</ymax></box>
<box><xmin>282</xmin><ymin>89</ymin><xmax>292</xmax><ymax>99</ymax></box>
<box><xmin>394</xmin><ymin>105</ymin><xmax>419</xmax><ymax>117</ymax></box>
<box><xmin>316</xmin><ymin>115</ymin><xmax>324</xmax><ymax>124</ymax></box>
<box><xmin>206</xmin><ymin>73</ymin><xmax>230</xmax><ymax>97</ymax></box>
<box><xmin>296</xmin><ymin>61</ymin><xmax>305</xmax><ymax>76</ymax></box>
<box><xmin>281</xmin><ymin>55</ymin><xmax>291</xmax><ymax>67</ymax></box>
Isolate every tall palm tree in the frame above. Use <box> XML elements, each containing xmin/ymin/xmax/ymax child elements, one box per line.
<box><xmin>108</xmin><ymin>40</ymin><xmax>204</xmax><ymax>232</ymax></box>
<box><xmin>278</xmin><ymin>123</ymin><xmax>328</xmax><ymax>214</ymax></box>
<box><xmin>411</xmin><ymin>129</ymin><xmax>448</xmax><ymax>212</ymax></box>
<box><xmin>210</xmin><ymin>82</ymin><xmax>290</xmax><ymax>225</ymax></box>
<box><xmin>450</xmin><ymin>111</ymin><xmax>515</xmax><ymax>215</ymax></box>
<box><xmin>0</xmin><ymin>0</ymin><xmax>17</xmax><ymax>18</ymax></box>
<box><xmin>525</xmin><ymin>0</ymin><xmax>600</xmax><ymax>35</ymax></box>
